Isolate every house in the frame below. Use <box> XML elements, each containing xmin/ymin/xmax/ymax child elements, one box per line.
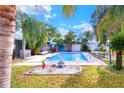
<box><xmin>14</xmin><ymin>31</ymin><xmax>31</xmax><ymax>58</ymax></box>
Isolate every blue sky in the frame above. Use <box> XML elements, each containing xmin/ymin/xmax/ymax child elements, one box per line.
<box><xmin>34</xmin><ymin>5</ymin><xmax>96</xmax><ymax>36</ymax></box>
<box><xmin>16</xmin><ymin>5</ymin><xmax>96</xmax><ymax>38</ymax></box>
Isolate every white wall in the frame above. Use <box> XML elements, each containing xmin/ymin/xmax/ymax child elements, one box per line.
<box><xmin>20</xmin><ymin>49</ymin><xmax>31</xmax><ymax>58</ymax></box>
<box><xmin>72</xmin><ymin>44</ymin><xmax>81</xmax><ymax>52</ymax></box>
<box><xmin>88</xmin><ymin>43</ymin><xmax>98</xmax><ymax>51</ymax></box>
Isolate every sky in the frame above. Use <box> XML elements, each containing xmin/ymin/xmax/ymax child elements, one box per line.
<box><xmin>16</xmin><ymin>5</ymin><xmax>96</xmax><ymax>39</ymax></box>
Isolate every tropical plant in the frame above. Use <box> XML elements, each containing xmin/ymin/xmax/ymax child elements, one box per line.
<box><xmin>24</xmin><ymin>17</ymin><xmax>48</xmax><ymax>54</ymax></box>
<box><xmin>97</xmin><ymin>45</ymin><xmax>106</xmax><ymax>52</ymax></box>
<box><xmin>96</xmin><ymin>6</ymin><xmax>124</xmax><ymax>43</ymax></box>
<box><xmin>62</xmin><ymin>5</ymin><xmax>75</xmax><ymax>17</ymax></box>
<box><xmin>110</xmin><ymin>30</ymin><xmax>124</xmax><ymax>70</ymax></box>
<box><xmin>53</xmin><ymin>32</ymin><xmax>64</xmax><ymax>45</ymax></box>
<box><xmin>16</xmin><ymin>10</ymin><xmax>29</xmax><ymax>31</ymax></box>
<box><xmin>16</xmin><ymin>10</ymin><xmax>29</xmax><ymax>58</ymax></box>
<box><xmin>45</xmin><ymin>24</ymin><xmax>57</xmax><ymax>40</ymax></box>
<box><xmin>64</xmin><ymin>31</ymin><xmax>76</xmax><ymax>51</ymax></box>
<box><xmin>0</xmin><ymin>5</ymin><xmax>16</xmax><ymax>88</ymax></box>
<box><xmin>91</xmin><ymin>6</ymin><xmax>111</xmax><ymax>28</ymax></box>
<box><xmin>80</xmin><ymin>31</ymin><xmax>94</xmax><ymax>51</ymax></box>
<box><xmin>92</xmin><ymin>6</ymin><xmax>124</xmax><ymax>68</ymax></box>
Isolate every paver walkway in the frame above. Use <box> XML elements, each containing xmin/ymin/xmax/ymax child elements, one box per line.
<box><xmin>14</xmin><ymin>53</ymin><xmax>58</xmax><ymax>66</ymax></box>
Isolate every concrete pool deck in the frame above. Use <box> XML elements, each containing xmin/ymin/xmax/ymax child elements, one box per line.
<box><xmin>14</xmin><ymin>52</ymin><xmax>106</xmax><ymax>66</ymax></box>
<box><xmin>25</xmin><ymin>65</ymin><xmax>81</xmax><ymax>75</ymax></box>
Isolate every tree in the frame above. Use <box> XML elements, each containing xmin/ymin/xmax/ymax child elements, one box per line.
<box><xmin>53</xmin><ymin>32</ymin><xmax>64</xmax><ymax>45</ymax></box>
<box><xmin>24</xmin><ymin>17</ymin><xmax>48</xmax><ymax>54</ymax></box>
<box><xmin>80</xmin><ymin>31</ymin><xmax>94</xmax><ymax>51</ymax></box>
<box><xmin>82</xmin><ymin>31</ymin><xmax>94</xmax><ymax>51</ymax></box>
<box><xmin>64</xmin><ymin>31</ymin><xmax>76</xmax><ymax>52</ymax></box>
<box><xmin>95</xmin><ymin>6</ymin><xmax>124</xmax><ymax>43</ymax></box>
<box><xmin>91</xmin><ymin>5</ymin><xmax>111</xmax><ymax>42</ymax></box>
<box><xmin>92</xmin><ymin>6</ymin><xmax>124</xmax><ymax>68</ymax></box>
<box><xmin>110</xmin><ymin>30</ymin><xmax>124</xmax><ymax>70</ymax></box>
<box><xmin>44</xmin><ymin>24</ymin><xmax>57</xmax><ymax>52</ymax></box>
<box><xmin>45</xmin><ymin>24</ymin><xmax>57</xmax><ymax>40</ymax></box>
<box><xmin>0</xmin><ymin>5</ymin><xmax>16</xmax><ymax>88</ymax></box>
<box><xmin>16</xmin><ymin>10</ymin><xmax>29</xmax><ymax>58</ymax></box>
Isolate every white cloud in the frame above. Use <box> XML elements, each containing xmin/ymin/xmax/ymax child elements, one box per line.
<box><xmin>58</xmin><ymin>27</ymin><xmax>69</xmax><ymax>37</ymax></box>
<box><xmin>53</xmin><ymin>13</ymin><xmax>56</xmax><ymax>18</ymax></box>
<box><xmin>17</xmin><ymin>5</ymin><xmax>56</xmax><ymax>21</ymax></box>
<box><xmin>60</xmin><ymin>23</ymin><xmax>66</xmax><ymax>27</ymax></box>
<box><xmin>44</xmin><ymin>13</ymin><xmax>56</xmax><ymax>21</ymax></box>
<box><xmin>44</xmin><ymin>14</ymin><xmax>52</xmax><ymax>21</ymax></box>
<box><xmin>17</xmin><ymin>5</ymin><xmax>52</xmax><ymax>15</ymax></box>
<box><xmin>41</xmin><ymin>5</ymin><xmax>51</xmax><ymax>13</ymax></box>
<box><xmin>72</xmin><ymin>23</ymin><xmax>94</xmax><ymax>32</ymax></box>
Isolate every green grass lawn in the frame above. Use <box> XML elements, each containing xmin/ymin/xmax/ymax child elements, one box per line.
<box><xmin>11</xmin><ymin>65</ymin><xmax>124</xmax><ymax>88</ymax></box>
<box><xmin>11</xmin><ymin>54</ymin><xmax>124</xmax><ymax>88</ymax></box>
<box><xmin>91</xmin><ymin>53</ymin><xmax>124</xmax><ymax>65</ymax></box>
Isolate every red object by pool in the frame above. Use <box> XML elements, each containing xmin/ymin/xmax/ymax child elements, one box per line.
<box><xmin>51</xmin><ymin>64</ymin><xmax>56</xmax><ymax>67</ymax></box>
<box><xmin>41</xmin><ymin>63</ymin><xmax>46</xmax><ymax>69</ymax></box>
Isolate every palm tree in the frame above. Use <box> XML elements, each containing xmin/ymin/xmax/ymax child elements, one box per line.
<box><xmin>80</xmin><ymin>31</ymin><xmax>94</xmax><ymax>51</ymax></box>
<box><xmin>0</xmin><ymin>5</ymin><xmax>16</xmax><ymax>88</ymax></box>
<box><xmin>45</xmin><ymin>24</ymin><xmax>57</xmax><ymax>40</ymax></box>
<box><xmin>96</xmin><ymin>6</ymin><xmax>124</xmax><ymax>43</ymax></box>
<box><xmin>53</xmin><ymin>32</ymin><xmax>64</xmax><ymax>45</ymax></box>
<box><xmin>64</xmin><ymin>31</ymin><xmax>76</xmax><ymax>52</ymax></box>
<box><xmin>92</xmin><ymin>6</ymin><xmax>124</xmax><ymax>68</ymax></box>
<box><xmin>110</xmin><ymin>30</ymin><xmax>124</xmax><ymax>69</ymax></box>
<box><xmin>16</xmin><ymin>10</ymin><xmax>29</xmax><ymax>58</ymax></box>
<box><xmin>44</xmin><ymin>24</ymin><xmax>57</xmax><ymax>52</ymax></box>
<box><xmin>24</xmin><ymin>17</ymin><xmax>48</xmax><ymax>54</ymax></box>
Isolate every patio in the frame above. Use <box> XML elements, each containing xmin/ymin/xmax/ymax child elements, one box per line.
<box><xmin>24</xmin><ymin>65</ymin><xmax>81</xmax><ymax>75</ymax></box>
<box><xmin>14</xmin><ymin>52</ymin><xmax>106</xmax><ymax>66</ymax></box>
<box><xmin>13</xmin><ymin>52</ymin><xmax>106</xmax><ymax>75</ymax></box>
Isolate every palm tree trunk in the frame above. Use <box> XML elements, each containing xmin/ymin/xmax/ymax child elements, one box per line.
<box><xmin>22</xmin><ymin>36</ymin><xmax>26</xmax><ymax>58</ymax></box>
<box><xmin>67</xmin><ymin>44</ymin><xmax>69</xmax><ymax>52</ymax></box>
<box><xmin>116</xmin><ymin>50</ymin><xmax>122</xmax><ymax>68</ymax></box>
<box><xmin>68</xmin><ymin>44</ymin><xmax>72</xmax><ymax>52</ymax></box>
<box><xmin>22</xmin><ymin>21</ymin><xmax>26</xmax><ymax>58</ymax></box>
<box><xmin>0</xmin><ymin>5</ymin><xmax>16</xmax><ymax>88</ymax></box>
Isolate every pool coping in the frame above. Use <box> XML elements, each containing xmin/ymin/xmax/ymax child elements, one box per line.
<box><xmin>14</xmin><ymin>52</ymin><xmax>107</xmax><ymax>66</ymax></box>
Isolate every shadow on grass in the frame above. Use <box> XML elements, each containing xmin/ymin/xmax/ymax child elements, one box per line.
<box><xmin>11</xmin><ymin>65</ymin><xmax>124</xmax><ymax>88</ymax></box>
<box><xmin>97</xmin><ymin>66</ymin><xmax>124</xmax><ymax>88</ymax></box>
<box><xmin>60</xmin><ymin>66</ymin><xmax>124</xmax><ymax>88</ymax></box>
<box><xmin>60</xmin><ymin>66</ymin><xmax>100</xmax><ymax>88</ymax></box>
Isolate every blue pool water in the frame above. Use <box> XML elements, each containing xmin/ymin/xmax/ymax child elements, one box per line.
<box><xmin>46</xmin><ymin>53</ymin><xmax>88</xmax><ymax>62</ymax></box>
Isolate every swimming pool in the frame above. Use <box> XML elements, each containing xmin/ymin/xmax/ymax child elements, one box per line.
<box><xmin>45</xmin><ymin>52</ymin><xmax>88</xmax><ymax>62</ymax></box>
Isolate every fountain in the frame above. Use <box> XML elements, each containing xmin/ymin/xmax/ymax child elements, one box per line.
<box><xmin>57</xmin><ymin>56</ymin><xmax>64</xmax><ymax>68</ymax></box>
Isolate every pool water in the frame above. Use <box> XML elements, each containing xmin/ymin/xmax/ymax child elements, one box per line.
<box><xmin>46</xmin><ymin>53</ymin><xmax>88</xmax><ymax>62</ymax></box>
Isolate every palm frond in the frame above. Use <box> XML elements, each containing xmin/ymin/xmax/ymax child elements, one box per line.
<box><xmin>62</xmin><ymin>5</ymin><xmax>75</xmax><ymax>17</ymax></box>
<box><xmin>23</xmin><ymin>17</ymin><xmax>48</xmax><ymax>53</ymax></box>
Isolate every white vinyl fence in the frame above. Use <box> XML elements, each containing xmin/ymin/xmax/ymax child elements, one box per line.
<box><xmin>72</xmin><ymin>44</ymin><xmax>81</xmax><ymax>52</ymax></box>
